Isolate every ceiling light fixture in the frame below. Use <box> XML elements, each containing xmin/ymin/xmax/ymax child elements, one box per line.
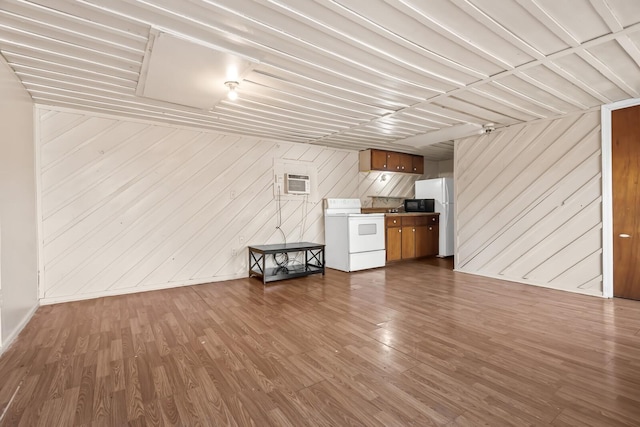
<box><xmin>225</xmin><ymin>80</ymin><xmax>239</xmax><ymax>100</ymax></box>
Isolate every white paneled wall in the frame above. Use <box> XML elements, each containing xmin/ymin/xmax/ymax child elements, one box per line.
<box><xmin>0</xmin><ymin>55</ymin><xmax>38</xmax><ymax>351</ymax></box>
<box><xmin>37</xmin><ymin>107</ymin><xmax>358</xmax><ymax>303</ymax></box>
<box><xmin>358</xmin><ymin>158</ymin><xmax>454</xmax><ymax>207</ymax></box>
<box><xmin>455</xmin><ymin>111</ymin><xmax>603</xmax><ymax>296</ymax></box>
<box><xmin>358</xmin><ymin>171</ymin><xmax>422</xmax><ymax>207</ymax></box>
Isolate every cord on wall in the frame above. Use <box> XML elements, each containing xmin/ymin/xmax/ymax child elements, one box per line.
<box><xmin>274</xmin><ymin>182</ymin><xmax>289</xmax><ymax>268</ymax></box>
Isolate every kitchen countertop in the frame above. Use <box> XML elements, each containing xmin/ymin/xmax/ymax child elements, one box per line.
<box><xmin>361</xmin><ymin>207</ymin><xmax>396</xmax><ymax>213</ymax></box>
<box><xmin>384</xmin><ymin>212</ymin><xmax>439</xmax><ymax>217</ymax></box>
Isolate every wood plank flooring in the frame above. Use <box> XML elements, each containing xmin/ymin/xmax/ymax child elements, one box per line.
<box><xmin>2</xmin><ymin>259</ymin><xmax>640</xmax><ymax>426</ymax></box>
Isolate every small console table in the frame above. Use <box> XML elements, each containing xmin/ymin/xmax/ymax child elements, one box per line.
<box><xmin>248</xmin><ymin>242</ymin><xmax>325</xmax><ymax>284</ymax></box>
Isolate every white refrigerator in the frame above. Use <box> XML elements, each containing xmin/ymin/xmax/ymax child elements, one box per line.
<box><xmin>415</xmin><ymin>177</ymin><xmax>454</xmax><ymax>257</ymax></box>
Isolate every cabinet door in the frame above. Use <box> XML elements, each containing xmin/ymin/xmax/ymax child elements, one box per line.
<box><xmin>399</xmin><ymin>154</ymin><xmax>413</xmax><ymax>172</ymax></box>
<box><xmin>415</xmin><ymin>225</ymin><xmax>430</xmax><ymax>258</ymax></box>
<box><xmin>426</xmin><ymin>224</ymin><xmax>439</xmax><ymax>256</ymax></box>
<box><xmin>401</xmin><ymin>226</ymin><xmax>416</xmax><ymax>259</ymax></box>
<box><xmin>386</xmin><ymin>227</ymin><xmax>402</xmax><ymax>261</ymax></box>
<box><xmin>387</xmin><ymin>152</ymin><xmax>401</xmax><ymax>171</ymax></box>
<box><xmin>412</xmin><ymin>155</ymin><xmax>424</xmax><ymax>174</ymax></box>
<box><xmin>371</xmin><ymin>149</ymin><xmax>388</xmax><ymax>170</ymax></box>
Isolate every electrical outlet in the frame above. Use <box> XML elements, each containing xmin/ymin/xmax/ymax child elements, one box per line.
<box><xmin>231</xmin><ymin>248</ymin><xmax>237</xmax><ymax>257</ymax></box>
<box><xmin>238</xmin><ymin>235</ymin><xmax>245</xmax><ymax>245</ymax></box>
<box><xmin>230</xmin><ymin>189</ymin><xmax>236</xmax><ymax>200</ymax></box>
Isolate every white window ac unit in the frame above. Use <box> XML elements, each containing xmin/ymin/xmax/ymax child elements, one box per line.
<box><xmin>285</xmin><ymin>173</ymin><xmax>310</xmax><ymax>194</ymax></box>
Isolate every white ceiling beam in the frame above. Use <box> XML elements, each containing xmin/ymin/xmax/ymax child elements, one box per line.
<box><xmin>543</xmin><ymin>62</ymin><xmax>612</xmax><ymax>104</ymax></box>
<box><xmin>394</xmin><ymin>123</ymin><xmax>483</xmax><ymax>148</ymax></box>
<box><xmin>216</xmin><ymin>102</ymin><xmax>345</xmax><ymax>131</ymax></box>
<box><xmin>213</xmin><ymin>106</ymin><xmax>331</xmax><ymax>135</ymax></box>
<box><xmin>577</xmin><ymin>50</ymin><xmax>640</xmax><ymax>98</ymax></box>
<box><xmin>403</xmin><ymin>21</ymin><xmax>640</xmax><ymax>113</ymax></box>
<box><xmin>196</xmin><ymin>0</ymin><xmax>447</xmax><ymax>95</ymax></box>
<box><xmin>245</xmin><ymin>71</ymin><xmax>397</xmax><ymax>114</ymax></box>
<box><xmin>235</xmin><ymin>97</ymin><xmax>358</xmax><ymax>127</ymax></box>
<box><xmin>79</xmin><ymin>0</ymin><xmax>426</xmax><ymax>103</ymax></box>
<box><xmin>0</xmin><ymin>24</ymin><xmax>141</xmax><ymax>65</ymax></box>
<box><xmin>0</xmin><ymin>38</ymin><xmax>139</xmax><ymax>76</ymax></box>
<box><xmin>514</xmin><ymin>73</ymin><xmax>590</xmax><ymax>109</ymax></box>
<box><xmin>239</xmin><ymin>91</ymin><xmax>373</xmax><ymax>123</ymax></box>
<box><xmin>451</xmin><ymin>0</ymin><xmax>546</xmax><ymax>60</ymax></box>
<box><xmin>27</xmin><ymin>84</ymin><xmax>332</xmax><ymax>140</ymax></box>
<box><xmin>391</xmin><ymin>0</ymin><xmax>515</xmax><ymax>70</ymax></box>
<box><xmin>324</xmin><ymin>0</ymin><xmax>488</xmax><ymax>80</ymax></box>
<box><xmin>410</xmin><ymin>106</ymin><xmax>485</xmax><ymax>125</ymax></box>
<box><xmin>13</xmin><ymin>67</ymin><xmax>133</xmax><ymax>90</ymax></box>
<box><xmin>262</xmin><ymin>0</ymin><xmax>469</xmax><ymax>87</ymax></box>
<box><xmin>0</xmin><ymin>0</ymin><xmax>146</xmax><ymax>53</ymax></box>
<box><xmin>589</xmin><ymin>0</ymin><xmax>623</xmax><ymax>32</ymax></box>
<box><xmin>515</xmin><ymin>0</ymin><xmax>580</xmax><ymax>47</ymax></box>
<box><xmin>489</xmin><ymin>81</ymin><xmax>567</xmax><ymax>115</ymax></box>
<box><xmin>241</xmin><ymin>80</ymin><xmax>384</xmax><ymax>119</ymax></box>
<box><xmin>615</xmin><ymin>36</ymin><xmax>640</xmax><ymax>69</ymax></box>
<box><xmin>374</xmin><ymin>117</ymin><xmax>441</xmax><ymax>132</ymax></box>
<box><xmin>503</xmin><ymin>0</ymin><xmax>630</xmax><ymax>106</ymax></box>
<box><xmin>257</xmin><ymin>64</ymin><xmax>404</xmax><ymax>111</ymax></box>
<box><xmin>389</xmin><ymin>114</ymin><xmax>451</xmax><ymax>128</ymax></box>
<box><xmin>589</xmin><ymin>0</ymin><xmax>640</xmax><ymax>89</ymax></box>
<box><xmin>469</xmin><ymin>87</ymin><xmax>548</xmax><ymax>119</ymax></box>
<box><xmin>3</xmin><ymin>51</ymin><xmax>138</xmax><ymax>84</ymax></box>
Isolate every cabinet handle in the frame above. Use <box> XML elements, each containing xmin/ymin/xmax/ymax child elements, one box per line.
<box><xmin>399</xmin><ymin>229</ymin><xmax>401</xmax><ymax>233</ymax></box>
<box><xmin>413</xmin><ymin>228</ymin><xmax>415</xmax><ymax>232</ymax></box>
<box><xmin>429</xmin><ymin>226</ymin><xmax>433</xmax><ymax>230</ymax></box>
<box><xmin>401</xmin><ymin>166</ymin><xmax>405</xmax><ymax>170</ymax></box>
<box><xmin>383</xmin><ymin>164</ymin><xmax>386</xmax><ymax>167</ymax></box>
<box><xmin>393</xmin><ymin>220</ymin><xmax>397</xmax><ymax>224</ymax></box>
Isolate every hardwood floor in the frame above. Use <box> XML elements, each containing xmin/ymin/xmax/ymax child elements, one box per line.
<box><xmin>1</xmin><ymin>260</ymin><xmax>640</xmax><ymax>426</ymax></box>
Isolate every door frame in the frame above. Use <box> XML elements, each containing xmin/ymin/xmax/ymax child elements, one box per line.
<box><xmin>601</xmin><ymin>98</ymin><xmax>640</xmax><ymax>298</ymax></box>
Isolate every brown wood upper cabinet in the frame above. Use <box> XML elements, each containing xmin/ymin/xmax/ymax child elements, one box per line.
<box><xmin>412</xmin><ymin>155</ymin><xmax>424</xmax><ymax>174</ymax></box>
<box><xmin>360</xmin><ymin>149</ymin><xmax>424</xmax><ymax>174</ymax></box>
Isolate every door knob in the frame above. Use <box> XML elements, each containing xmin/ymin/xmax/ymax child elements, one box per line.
<box><xmin>619</xmin><ymin>234</ymin><xmax>631</xmax><ymax>238</ymax></box>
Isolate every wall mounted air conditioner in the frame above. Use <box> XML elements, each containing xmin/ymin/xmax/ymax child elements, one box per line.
<box><xmin>285</xmin><ymin>173</ymin><xmax>310</xmax><ymax>194</ymax></box>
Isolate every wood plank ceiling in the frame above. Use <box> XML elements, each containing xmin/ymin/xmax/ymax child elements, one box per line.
<box><xmin>1</xmin><ymin>0</ymin><xmax>640</xmax><ymax>160</ymax></box>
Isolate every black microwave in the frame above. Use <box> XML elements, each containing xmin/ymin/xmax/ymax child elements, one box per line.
<box><xmin>404</xmin><ymin>198</ymin><xmax>435</xmax><ymax>212</ymax></box>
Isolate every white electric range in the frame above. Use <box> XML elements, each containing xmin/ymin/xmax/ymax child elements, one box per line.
<box><xmin>324</xmin><ymin>198</ymin><xmax>386</xmax><ymax>272</ymax></box>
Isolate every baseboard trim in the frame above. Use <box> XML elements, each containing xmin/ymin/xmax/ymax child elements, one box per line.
<box><xmin>453</xmin><ymin>268</ymin><xmax>604</xmax><ymax>298</ymax></box>
<box><xmin>0</xmin><ymin>302</ymin><xmax>40</xmax><ymax>357</ymax></box>
<box><xmin>40</xmin><ymin>273</ymin><xmax>247</xmax><ymax>305</ymax></box>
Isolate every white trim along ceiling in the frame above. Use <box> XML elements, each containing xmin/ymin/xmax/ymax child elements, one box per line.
<box><xmin>1</xmin><ymin>0</ymin><xmax>640</xmax><ymax>160</ymax></box>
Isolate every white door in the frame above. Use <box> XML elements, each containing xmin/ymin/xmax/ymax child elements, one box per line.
<box><xmin>348</xmin><ymin>216</ymin><xmax>385</xmax><ymax>253</ymax></box>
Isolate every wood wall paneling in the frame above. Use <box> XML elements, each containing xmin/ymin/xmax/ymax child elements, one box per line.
<box><xmin>37</xmin><ymin>107</ymin><xmax>359</xmax><ymax>303</ymax></box>
<box><xmin>455</xmin><ymin>111</ymin><xmax>603</xmax><ymax>295</ymax></box>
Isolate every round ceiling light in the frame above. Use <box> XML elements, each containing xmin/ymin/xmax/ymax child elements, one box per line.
<box><xmin>224</xmin><ymin>80</ymin><xmax>239</xmax><ymax>101</ymax></box>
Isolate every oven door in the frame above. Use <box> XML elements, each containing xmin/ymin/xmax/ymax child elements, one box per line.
<box><xmin>348</xmin><ymin>215</ymin><xmax>385</xmax><ymax>253</ymax></box>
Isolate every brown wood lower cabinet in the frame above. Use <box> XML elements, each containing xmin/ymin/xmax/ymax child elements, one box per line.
<box><xmin>386</xmin><ymin>214</ymin><xmax>439</xmax><ymax>262</ymax></box>
<box><xmin>386</xmin><ymin>215</ymin><xmax>402</xmax><ymax>261</ymax></box>
<box><xmin>402</xmin><ymin>225</ymin><xmax>415</xmax><ymax>258</ymax></box>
